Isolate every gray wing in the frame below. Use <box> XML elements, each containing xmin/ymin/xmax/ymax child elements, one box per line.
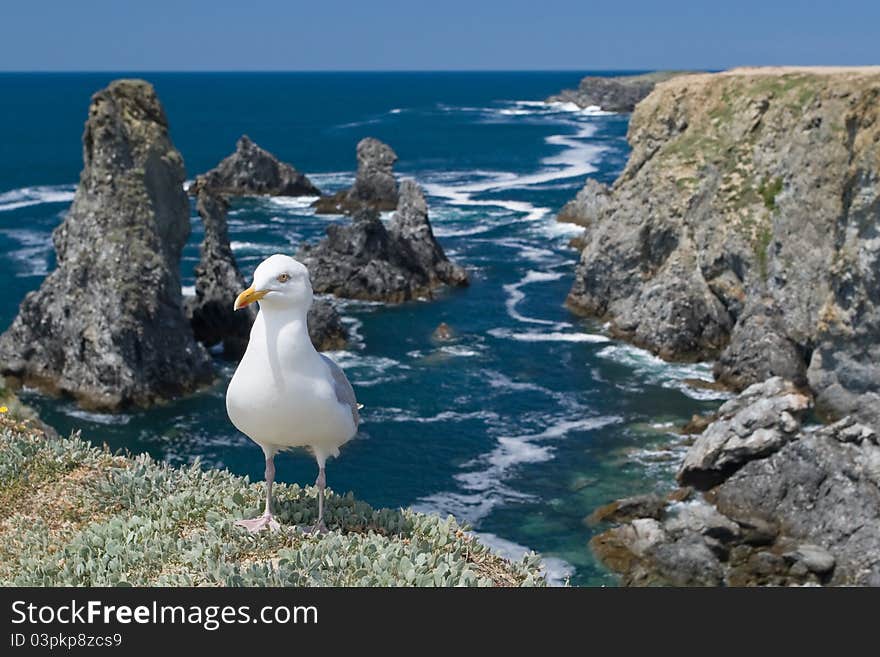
<box><xmin>321</xmin><ymin>354</ymin><xmax>359</xmax><ymax>426</ymax></box>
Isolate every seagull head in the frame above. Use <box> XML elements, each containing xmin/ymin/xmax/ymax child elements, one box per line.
<box><xmin>234</xmin><ymin>254</ymin><xmax>313</xmax><ymax>313</ymax></box>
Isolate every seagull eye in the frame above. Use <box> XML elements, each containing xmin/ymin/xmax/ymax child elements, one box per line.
<box><xmin>277</xmin><ymin>273</ymin><xmax>291</xmax><ymax>284</ymax></box>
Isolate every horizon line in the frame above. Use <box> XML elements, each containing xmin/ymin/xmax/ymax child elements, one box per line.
<box><xmin>0</xmin><ymin>68</ymin><xmax>696</xmax><ymax>75</ymax></box>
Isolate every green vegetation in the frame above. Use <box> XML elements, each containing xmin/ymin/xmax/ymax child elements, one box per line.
<box><xmin>753</xmin><ymin>224</ymin><xmax>774</xmax><ymax>280</ymax></box>
<box><xmin>758</xmin><ymin>176</ymin><xmax>784</xmax><ymax>211</ymax></box>
<box><xmin>0</xmin><ymin>416</ymin><xmax>547</xmax><ymax>587</ymax></box>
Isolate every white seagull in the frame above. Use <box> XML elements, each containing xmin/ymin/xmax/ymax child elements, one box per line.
<box><xmin>226</xmin><ymin>254</ymin><xmax>359</xmax><ymax>533</ymax></box>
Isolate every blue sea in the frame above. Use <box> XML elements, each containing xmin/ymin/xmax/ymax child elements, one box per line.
<box><xmin>0</xmin><ymin>73</ymin><xmax>726</xmax><ymax>585</ymax></box>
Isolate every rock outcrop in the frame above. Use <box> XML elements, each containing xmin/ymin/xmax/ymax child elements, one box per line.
<box><xmin>300</xmin><ymin>179</ymin><xmax>468</xmax><ymax>302</ymax></box>
<box><xmin>557</xmin><ymin>178</ymin><xmax>611</xmax><ymax>227</ymax></box>
<box><xmin>189</xmin><ymin>135</ymin><xmax>320</xmax><ymax>197</ymax></box>
<box><xmin>591</xmin><ymin>379</ymin><xmax>880</xmax><ymax>586</ymax></box>
<box><xmin>0</xmin><ymin>79</ymin><xmax>213</xmax><ymax>410</ymax></box>
<box><xmin>547</xmin><ymin>71</ymin><xmax>692</xmax><ymax>112</ymax></box>
<box><xmin>313</xmin><ymin>138</ymin><xmax>398</xmax><ymax>214</ymax></box>
<box><xmin>565</xmin><ymin>68</ymin><xmax>880</xmax><ymax>429</ymax></box>
<box><xmin>186</xmin><ymin>190</ymin><xmax>347</xmax><ymax>357</ymax></box>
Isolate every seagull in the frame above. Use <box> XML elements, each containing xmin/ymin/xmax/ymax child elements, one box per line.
<box><xmin>226</xmin><ymin>254</ymin><xmax>359</xmax><ymax>533</ymax></box>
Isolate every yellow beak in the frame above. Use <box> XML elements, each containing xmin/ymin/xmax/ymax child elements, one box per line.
<box><xmin>234</xmin><ymin>285</ymin><xmax>268</xmax><ymax>310</ymax></box>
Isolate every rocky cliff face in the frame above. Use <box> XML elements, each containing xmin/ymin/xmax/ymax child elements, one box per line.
<box><xmin>313</xmin><ymin>138</ymin><xmax>399</xmax><ymax>214</ymax></box>
<box><xmin>547</xmin><ymin>71</ymin><xmax>692</xmax><ymax>112</ymax></box>
<box><xmin>300</xmin><ymin>180</ymin><xmax>468</xmax><ymax>302</ymax></box>
<box><xmin>186</xmin><ymin>190</ymin><xmax>348</xmax><ymax>357</ymax></box>
<box><xmin>591</xmin><ymin>379</ymin><xmax>880</xmax><ymax>586</ymax></box>
<box><xmin>565</xmin><ymin>68</ymin><xmax>880</xmax><ymax>430</ymax></box>
<box><xmin>0</xmin><ymin>80</ymin><xmax>213</xmax><ymax>410</ymax></box>
<box><xmin>189</xmin><ymin>135</ymin><xmax>320</xmax><ymax>197</ymax></box>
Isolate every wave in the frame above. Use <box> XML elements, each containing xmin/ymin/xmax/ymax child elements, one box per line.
<box><xmin>321</xmin><ymin>351</ymin><xmax>409</xmax><ymax>387</ymax></box>
<box><xmin>471</xmin><ymin>532</ymin><xmax>573</xmax><ymax>586</ymax></box>
<box><xmin>365</xmin><ymin>408</ymin><xmax>499</xmax><ymax>425</ymax></box>
<box><xmin>261</xmin><ymin>195</ymin><xmax>319</xmax><ymax>210</ymax></box>
<box><xmin>415</xmin><ymin>414</ymin><xmax>621</xmax><ymax>525</ymax></box>
<box><xmin>488</xmin><ymin>328</ymin><xmax>609</xmax><ymax>343</ymax></box>
<box><xmin>501</xmin><ymin>270</ymin><xmax>567</xmax><ymax>326</ymax></box>
<box><xmin>596</xmin><ymin>343</ymin><xmax>733</xmax><ymax>401</ymax></box>
<box><xmin>230</xmin><ymin>240</ymin><xmax>280</xmax><ymax>252</ymax></box>
<box><xmin>64</xmin><ymin>407</ymin><xmax>132</xmax><ymax>426</ymax></box>
<box><xmin>0</xmin><ymin>184</ymin><xmax>76</xmax><ymax>213</ymax></box>
<box><xmin>0</xmin><ymin>228</ymin><xmax>53</xmax><ymax>277</ymax></box>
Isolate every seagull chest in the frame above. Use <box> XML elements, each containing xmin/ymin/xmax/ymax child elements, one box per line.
<box><xmin>226</xmin><ymin>354</ymin><xmax>355</xmax><ymax>451</ymax></box>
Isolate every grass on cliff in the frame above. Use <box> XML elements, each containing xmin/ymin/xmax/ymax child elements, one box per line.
<box><xmin>0</xmin><ymin>413</ymin><xmax>546</xmax><ymax>587</ymax></box>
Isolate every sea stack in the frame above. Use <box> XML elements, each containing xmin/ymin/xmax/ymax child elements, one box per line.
<box><xmin>0</xmin><ymin>79</ymin><xmax>213</xmax><ymax>410</ymax></box>
<box><xmin>300</xmin><ymin>179</ymin><xmax>467</xmax><ymax>302</ymax></box>
<box><xmin>189</xmin><ymin>135</ymin><xmax>320</xmax><ymax>197</ymax></box>
<box><xmin>186</xmin><ymin>190</ymin><xmax>255</xmax><ymax>358</ymax></box>
<box><xmin>564</xmin><ymin>68</ymin><xmax>880</xmax><ymax>430</ymax></box>
<box><xmin>313</xmin><ymin>137</ymin><xmax>399</xmax><ymax>214</ymax></box>
<box><xmin>186</xmin><ymin>190</ymin><xmax>348</xmax><ymax>356</ymax></box>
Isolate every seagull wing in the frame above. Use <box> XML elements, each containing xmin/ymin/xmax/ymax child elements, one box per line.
<box><xmin>321</xmin><ymin>354</ymin><xmax>359</xmax><ymax>426</ymax></box>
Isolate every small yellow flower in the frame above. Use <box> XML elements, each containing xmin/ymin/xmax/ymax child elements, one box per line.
<box><xmin>0</xmin><ymin>406</ymin><xmax>7</xmax><ymax>414</ymax></box>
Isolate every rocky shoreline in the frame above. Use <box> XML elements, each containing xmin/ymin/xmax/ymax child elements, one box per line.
<box><xmin>564</xmin><ymin>68</ymin><xmax>880</xmax><ymax>585</ymax></box>
<box><xmin>547</xmin><ymin>71</ymin><xmax>692</xmax><ymax>112</ymax></box>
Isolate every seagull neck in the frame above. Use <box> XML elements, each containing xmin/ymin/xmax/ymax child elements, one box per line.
<box><xmin>260</xmin><ymin>305</ymin><xmax>314</xmax><ymax>349</ymax></box>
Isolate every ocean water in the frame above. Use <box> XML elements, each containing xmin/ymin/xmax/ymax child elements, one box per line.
<box><xmin>0</xmin><ymin>73</ymin><xmax>725</xmax><ymax>586</ymax></box>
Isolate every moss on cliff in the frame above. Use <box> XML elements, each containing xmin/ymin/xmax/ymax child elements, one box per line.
<box><xmin>0</xmin><ymin>415</ymin><xmax>546</xmax><ymax>586</ymax></box>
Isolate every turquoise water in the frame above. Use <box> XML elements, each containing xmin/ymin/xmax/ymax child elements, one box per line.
<box><xmin>0</xmin><ymin>73</ymin><xmax>724</xmax><ymax>585</ymax></box>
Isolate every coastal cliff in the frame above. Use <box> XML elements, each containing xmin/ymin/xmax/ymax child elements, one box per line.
<box><xmin>547</xmin><ymin>71</ymin><xmax>692</xmax><ymax>112</ymax></box>
<box><xmin>565</xmin><ymin>68</ymin><xmax>880</xmax><ymax>586</ymax></box>
<box><xmin>566</xmin><ymin>68</ymin><xmax>880</xmax><ymax>429</ymax></box>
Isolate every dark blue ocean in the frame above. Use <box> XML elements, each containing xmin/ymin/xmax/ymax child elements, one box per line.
<box><xmin>0</xmin><ymin>73</ymin><xmax>725</xmax><ymax>585</ymax></box>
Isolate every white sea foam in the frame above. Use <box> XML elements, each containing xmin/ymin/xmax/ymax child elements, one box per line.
<box><xmin>431</xmin><ymin>223</ymin><xmax>496</xmax><ymax>238</ymax></box>
<box><xmin>416</xmin><ymin>414</ymin><xmax>621</xmax><ymax>524</ymax></box>
<box><xmin>181</xmin><ymin>285</ymin><xmax>195</xmax><ymax>297</ymax></box>
<box><xmin>488</xmin><ymin>328</ymin><xmax>609</xmax><ymax>343</ymax></box>
<box><xmin>472</xmin><ymin>532</ymin><xmax>573</xmax><ymax>586</ymax></box>
<box><xmin>230</xmin><ymin>241</ymin><xmax>278</xmax><ymax>252</ymax></box>
<box><xmin>502</xmin><ymin>270</ymin><xmax>566</xmax><ymax>326</ymax></box>
<box><xmin>439</xmin><ymin>345</ymin><xmax>482</xmax><ymax>357</ymax></box>
<box><xmin>0</xmin><ymin>228</ymin><xmax>53</xmax><ymax>277</ymax></box>
<box><xmin>64</xmin><ymin>408</ymin><xmax>132</xmax><ymax>426</ymax></box>
<box><xmin>0</xmin><ymin>184</ymin><xmax>76</xmax><ymax>213</ymax></box>
<box><xmin>366</xmin><ymin>408</ymin><xmax>499</xmax><ymax>425</ymax></box>
<box><xmin>321</xmin><ymin>352</ymin><xmax>409</xmax><ymax>387</ymax></box>
<box><xmin>307</xmin><ymin>172</ymin><xmax>354</xmax><ymax>190</ymax></box>
<box><xmin>262</xmin><ymin>195</ymin><xmax>319</xmax><ymax>210</ymax></box>
<box><xmin>597</xmin><ymin>343</ymin><xmax>733</xmax><ymax>400</ymax></box>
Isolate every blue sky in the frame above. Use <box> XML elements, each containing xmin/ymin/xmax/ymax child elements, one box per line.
<box><xmin>2</xmin><ymin>0</ymin><xmax>878</xmax><ymax>71</ymax></box>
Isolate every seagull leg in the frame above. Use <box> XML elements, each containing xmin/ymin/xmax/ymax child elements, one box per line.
<box><xmin>235</xmin><ymin>451</ymin><xmax>281</xmax><ymax>533</ymax></box>
<box><xmin>308</xmin><ymin>465</ymin><xmax>329</xmax><ymax>534</ymax></box>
